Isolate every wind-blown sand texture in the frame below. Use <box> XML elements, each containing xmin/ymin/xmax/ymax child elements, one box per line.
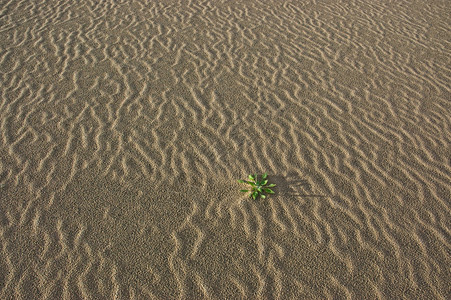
<box><xmin>1</xmin><ymin>0</ymin><xmax>450</xmax><ymax>299</ymax></box>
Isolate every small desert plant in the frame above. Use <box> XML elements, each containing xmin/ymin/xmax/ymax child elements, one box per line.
<box><xmin>238</xmin><ymin>173</ymin><xmax>276</xmax><ymax>200</ymax></box>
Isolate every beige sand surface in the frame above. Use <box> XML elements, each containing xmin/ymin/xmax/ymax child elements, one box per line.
<box><xmin>1</xmin><ymin>0</ymin><xmax>450</xmax><ymax>299</ymax></box>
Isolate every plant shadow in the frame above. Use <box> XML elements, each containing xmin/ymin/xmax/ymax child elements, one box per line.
<box><xmin>270</xmin><ymin>173</ymin><xmax>327</xmax><ymax>198</ymax></box>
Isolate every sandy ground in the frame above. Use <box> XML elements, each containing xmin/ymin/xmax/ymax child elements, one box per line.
<box><xmin>0</xmin><ymin>0</ymin><xmax>450</xmax><ymax>299</ymax></box>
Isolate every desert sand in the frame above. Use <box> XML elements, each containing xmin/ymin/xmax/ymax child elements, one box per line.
<box><xmin>0</xmin><ymin>0</ymin><xmax>450</xmax><ymax>299</ymax></box>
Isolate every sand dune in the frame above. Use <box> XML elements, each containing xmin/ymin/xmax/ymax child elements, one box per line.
<box><xmin>0</xmin><ymin>0</ymin><xmax>450</xmax><ymax>299</ymax></box>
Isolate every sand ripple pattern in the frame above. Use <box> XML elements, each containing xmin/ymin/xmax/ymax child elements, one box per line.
<box><xmin>1</xmin><ymin>0</ymin><xmax>450</xmax><ymax>299</ymax></box>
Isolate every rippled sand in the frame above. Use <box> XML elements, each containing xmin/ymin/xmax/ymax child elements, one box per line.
<box><xmin>1</xmin><ymin>0</ymin><xmax>450</xmax><ymax>299</ymax></box>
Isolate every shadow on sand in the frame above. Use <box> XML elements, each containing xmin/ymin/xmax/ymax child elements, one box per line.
<box><xmin>270</xmin><ymin>173</ymin><xmax>327</xmax><ymax>199</ymax></box>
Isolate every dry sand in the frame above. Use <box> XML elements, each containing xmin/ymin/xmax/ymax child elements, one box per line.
<box><xmin>0</xmin><ymin>0</ymin><xmax>450</xmax><ymax>299</ymax></box>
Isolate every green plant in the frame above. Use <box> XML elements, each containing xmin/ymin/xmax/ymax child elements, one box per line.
<box><xmin>238</xmin><ymin>173</ymin><xmax>276</xmax><ymax>200</ymax></box>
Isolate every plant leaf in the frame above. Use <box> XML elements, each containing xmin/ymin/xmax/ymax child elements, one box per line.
<box><xmin>252</xmin><ymin>191</ymin><xmax>258</xmax><ymax>200</ymax></box>
<box><xmin>239</xmin><ymin>179</ymin><xmax>255</xmax><ymax>185</ymax></box>
<box><xmin>262</xmin><ymin>173</ymin><xmax>268</xmax><ymax>179</ymax></box>
<box><xmin>261</xmin><ymin>180</ymin><xmax>268</xmax><ymax>185</ymax></box>
<box><xmin>261</xmin><ymin>194</ymin><xmax>266</xmax><ymax>199</ymax></box>
<box><xmin>264</xmin><ymin>188</ymin><xmax>275</xmax><ymax>194</ymax></box>
<box><xmin>267</xmin><ymin>184</ymin><xmax>276</xmax><ymax>187</ymax></box>
<box><xmin>248</xmin><ymin>174</ymin><xmax>255</xmax><ymax>181</ymax></box>
<box><xmin>240</xmin><ymin>190</ymin><xmax>249</xmax><ymax>193</ymax></box>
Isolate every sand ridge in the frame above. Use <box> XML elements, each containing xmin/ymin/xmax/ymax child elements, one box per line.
<box><xmin>0</xmin><ymin>0</ymin><xmax>450</xmax><ymax>299</ymax></box>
